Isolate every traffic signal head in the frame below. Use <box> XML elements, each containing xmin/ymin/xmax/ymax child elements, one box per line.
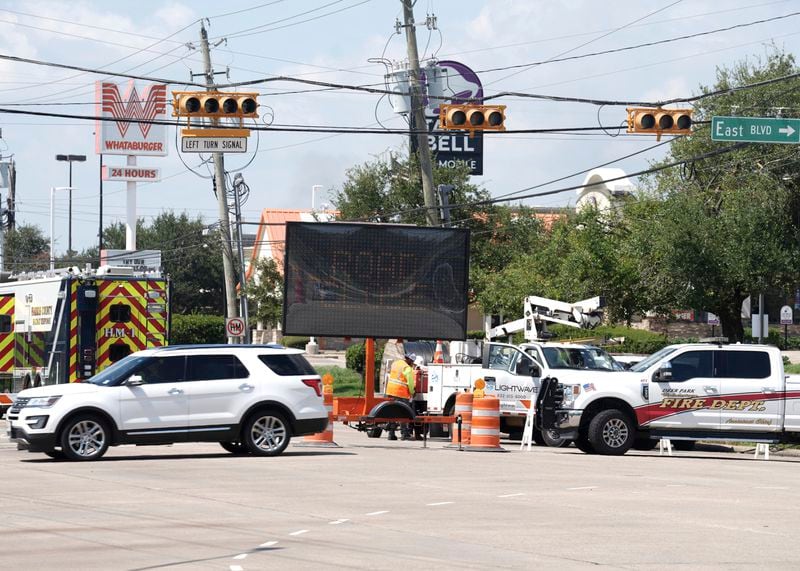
<box><xmin>627</xmin><ymin>107</ymin><xmax>692</xmax><ymax>139</ymax></box>
<box><xmin>439</xmin><ymin>104</ymin><xmax>506</xmax><ymax>132</ymax></box>
<box><xmin>172</xmin><ymin>91</ymin><xmax>259</xmax><ymax>119</ymax></box>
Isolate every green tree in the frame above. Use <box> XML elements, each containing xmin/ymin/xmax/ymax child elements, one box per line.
<box><xmin>247</xmin><ymin>257</ymin><xmax>283</xmax><ymax>328</ymax></box>
<box><xmin>626</xmin><ymin>49</ymin><xmax>800</xmax><ymax>341</ymax></box>
<box><xmin>5</xmin><ymin>224</ymin><xmax>49</xmax><ymax>272</ymax></box>
<box><xmin>103</xmin><ymin>213</ymin><xmax>225</xmax><ymax>314</ymax></box>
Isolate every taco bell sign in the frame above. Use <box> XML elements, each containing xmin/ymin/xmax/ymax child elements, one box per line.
<box><xmin>95</xmin><ymin>81</ymin><xmax>168</xmax><ymax>156</ymax></box>
<box><xmin>423</xmin><ymin>60</ymin><xmax>484</xmax><ymax>176</ymax></box>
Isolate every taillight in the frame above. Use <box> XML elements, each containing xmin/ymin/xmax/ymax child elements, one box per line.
<box><xmin>302</xmin><ymin>378</ymin><xmax>322</xmax><ymax>397</ymax></box>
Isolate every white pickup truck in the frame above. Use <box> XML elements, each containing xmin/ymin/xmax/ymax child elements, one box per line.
<box><xmin>537</xmin><ymin>342</ymin><xmax>800</xmax><ymax>455</ymax></box>
<box><xmin>425</xmin><ymin>341</ymin><xmax>625</xmax><ymax>443</ymax></box>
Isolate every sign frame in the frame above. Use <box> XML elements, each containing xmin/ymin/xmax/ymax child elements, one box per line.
<box><xmin>226</xmin><ymin>317</ymin><xmax>246</xmax><ymax>338</ymax></box>
<box><xmin>711</xmin><ymin>116</ymin><xmax>800</xmax><ymax>144</ymax></box>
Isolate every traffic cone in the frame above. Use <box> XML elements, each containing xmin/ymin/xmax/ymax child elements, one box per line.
<box><xmin>466</xmin><ymin>395</ymin><xmax>507</xmax><ymax>453</ymax></box>
<box><xmin>295</xmin><ymin>373</ymin><xmax>339</xmax><ymax>448</ymax></box>
<box><xmin>433</xmin><ymin>340</ymin><xmax>444</xmax><ymax>363</ymax></box>
<box><xmin>445</xmin><ymin>392</ymin><xmax>473</xmax><ymax>449</ymax></box>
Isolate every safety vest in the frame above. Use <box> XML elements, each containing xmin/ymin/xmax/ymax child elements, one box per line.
<box><xmin>386</xmin><ymin>359</ymin><xmax>411</xmax><ymax>399</ymax></box>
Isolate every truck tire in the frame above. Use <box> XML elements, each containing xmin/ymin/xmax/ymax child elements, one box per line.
<box><xmin>532</xmin><ymin>428</ymin><xmax>546</xmax><ymax>446</ymax></box>
<box><xmin>587</xmin><ymin>409</ymin><xmax>634</xmax><ymax>455</ymax></box>
<box><xmin>542</xmin><ymin>429</ymin><xmax>571</xmax><ymax>448</ymax></box>
<box><xmin>633</xmin><ymin>437</ymin><xmax>658</xmax><ymax>451</ymax></box>
<box><xmin>366</xmin><ymin>427</ymin><xmax>383</xmax><ymax>438</ymax></box>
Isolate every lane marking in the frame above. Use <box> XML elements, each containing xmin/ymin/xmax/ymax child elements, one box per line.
<box><xmin>754</xmin><ymin>486</ymin><xmax>789</xmax><ymax>490</ymax></box>
<box><xmin>329</xmin><ymin>519</ymin><xmax>349</xmax><ymax>525</ymax></box>
<box><xmin>497</xmin><ymin>493</ymin><xmax>524</xmax><ymax>498</ymax></box>
<box><xmin>289</xmin><ymin>529</ymin><xmax>309</xmax><ymax>536</ymax></box>
<box><xmin>366</xmin><ymin>510</ymin><xmax>389</xmax><ymax>516</ymax></box>
<box><xmin>230</xmin><ymin>566</ymin><xmax>243</xmax><ymax>571</ymax></box>
<box><xmin>426</xmin><ymin>501</ymin><xmax>454</xmax><ymax>506</ymax></box>
<box><xmin>259</xmin><ymin>541</ymin><xmax>278</xmax><ymax>548</ymax></box>
<box><xmin>567</xmin><ymin>486</ymin><xmax>596</xmax><ymax>490</ymax></box>
<box><xmin>233</xmin><ymin>554</ymin><xmax>247</xmax><ymax>560</ymax></box>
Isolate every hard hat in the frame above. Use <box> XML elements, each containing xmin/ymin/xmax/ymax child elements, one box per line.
<box><xmin>405</xmin><ymin>352</ymin><xmax>416</xmax><ymax>361</ymax></box>
<box><xmin>414</xmin><ymin>356</ymin><xmax>425</xmax><ymax>367</ymax></box>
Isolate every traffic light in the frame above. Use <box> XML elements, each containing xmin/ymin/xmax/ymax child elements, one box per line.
<box><xmin>627</xmin><ymin>107</ymin><xmax>692</xmax><ymax>140</ymax></box>
<box><xmin>172</xmin><ymin>91</ymin><xmax>259</xmax><ymax>120</ymax></box>
<box><xmin>439</xmin><ymin>104</ymin><xmax>506</xmax><ymax>132</ymax></box>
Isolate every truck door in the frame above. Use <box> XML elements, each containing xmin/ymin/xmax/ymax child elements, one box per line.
<box><xmin>715</xmin><ymin>349</ymin><xmax>782</xmax><ymax>434</ymax></box>
<box><xmin>483</xmin><ymin>344</ymin><xmax>538</xmax><ymax>415</ymax></box>
<box><xmin>646</xmin><ymin>349</ymin><xmax>719</xmax><ymax>430</ymax></box>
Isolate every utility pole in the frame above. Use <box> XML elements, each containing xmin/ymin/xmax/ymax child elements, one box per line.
<box><xmin>402</xmin><ymin>0</ymin><xmax>438</xmax><ymax>227</ymax></box>
<box><xmin>232</xmin><ymin>174</ymin><xmax>250</xmax><ymax>344</ymax></box>
<box><xmin>7</xmin><ymin>159</ymin><xmax>15</xmax><ymax>232</ymax></box>
<box><xmin>198</xmin><ymin>21</ymin><xmax>240</xmax><ymax>340</ymax></box>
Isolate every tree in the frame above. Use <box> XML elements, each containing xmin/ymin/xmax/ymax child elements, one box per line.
<box><xmin>247</xmin><ymin>257</ymin><xmax>283</xmax><ymax>328</ymax></box>
<box><xmin>4</xmin><ymin>224</ymin><xmax>49</xmax><ymax>272</ymax></box>
<box><xmin>626</xmin><ymin>49</ymin><xmax>800</xmax><ymax>341</ymax></box>
<box><xmin>103</xmin><ymin>213</ymin><xmax>225</xmax><ymax>315</ymax></box>
<box><xmin>333</xmin><ymin>153</ymin><xmax>545</xmax><ymax>307</ymax></box>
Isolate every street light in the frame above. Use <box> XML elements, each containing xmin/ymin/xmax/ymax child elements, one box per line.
<box><xmin>50</xmin><ymin>186</ymin><xmax>76</xmax><ymax>271</ymax></box>
<box><xmin>55</xmin><ymin>154</ymin><xmax>86</xmax><ymax>253</ymax></box>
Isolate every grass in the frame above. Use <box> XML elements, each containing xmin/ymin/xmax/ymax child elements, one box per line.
<box><xmin>786</xmin><ymin>363</ymin><xmax>800</xmax><ymax>374</ymax></box>
<box><xmin>314</xmin><ymin>366</ymin><xmax>364</xmax><ymax>397</ymax></box>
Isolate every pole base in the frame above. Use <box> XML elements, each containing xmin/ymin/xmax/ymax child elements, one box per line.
<box><xmin>464</xmin><ymin>446</ymin><xmax>508</xmax><ymax>453</ymax></box>
<box><xmin>293</xmin><ymin>440</ymin><xmax>341</xmax><ymax>448</ymax></box>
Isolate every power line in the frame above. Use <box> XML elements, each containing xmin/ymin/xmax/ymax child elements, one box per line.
<box><xmin>477</xmin><ymin>11</ymin><xmax>800</xmax><ymax>75</ymax></box>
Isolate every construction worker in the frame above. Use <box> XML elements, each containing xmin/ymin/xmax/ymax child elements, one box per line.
<box><xmin>412</xmin><ymin>356</ymin><xmax>427</xmax><ymax>440</ymax></box>
<box><xmin>385</xmin><ymin>353</ymin><xmax>416</xmax><ymax>440</ymax></box>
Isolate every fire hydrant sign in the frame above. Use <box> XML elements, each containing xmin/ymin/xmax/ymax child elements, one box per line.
<box><xmin>780</xmin><ymin>305</ymin><xmax>794</xmax><ymax>325</ymax></box>
<box><xmin>226</xmin><ymin>317</ymin><xmax>245</xmax><ymax>338</ymax></box>
<box><xmin>181</xmin><ymin>137</ymin><xmax>247</xmax><ymax>153</ymax></box>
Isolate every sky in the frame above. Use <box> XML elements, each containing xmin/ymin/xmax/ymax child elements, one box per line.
<box><xmin>0</xmin><ymin>0</ymin><xmax>798</xmax><ymax>256</ymax></box>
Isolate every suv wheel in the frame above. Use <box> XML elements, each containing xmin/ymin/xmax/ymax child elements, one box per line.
<box><xmin>220</xmin><ymin>441</ymin><xmax>249</xmax><ymax>455</ymax></box>
<box><xmin>244</xmin><ymin>411</ymin><xmax>291</xmax><ymax>456</ymax></box>
<box><xmin>587</xmin><ymin>409</ymin><xmax>634</xmax><ymax>455</ymax></box>
<box><xmin>60</xmin><ymin>415</ymin><xmax>109</xmax><ymax>461</ymax></box>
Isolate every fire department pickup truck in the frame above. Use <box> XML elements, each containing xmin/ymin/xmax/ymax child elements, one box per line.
<box><xmin>537</xmin><ymin>343</ymin><xmax>800</xmax><ymax>455</ymax></box>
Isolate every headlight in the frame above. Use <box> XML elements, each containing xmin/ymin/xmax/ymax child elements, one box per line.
<box><xmin>560</xmin><ymin>384</ymin><xmax>581</xmax><ymax>408</ymax></box>
<box><xmin>26</xmin><ymin>396</ymin><xmax>61</xmax><ymax>408</ymax></box>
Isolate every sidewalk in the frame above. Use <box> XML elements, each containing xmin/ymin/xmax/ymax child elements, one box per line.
<box><xmin>783</xmin><ymin>350</ymin><xmax>800</xmax><ymax>364</ymax></box>
<box><xmin>304</xmin><ymin>350</ymin><xmax>347</xmax><ymax>368</ymax></box>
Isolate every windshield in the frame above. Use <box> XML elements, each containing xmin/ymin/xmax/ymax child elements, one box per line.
<box><xmin>87</xmin><ymin>355</ymin><xmax>149</xmax><ymax>386</ymax></box>
<box><xmin>541</xmin><ymin>346</ymin><xmax>623</xmax><ymax>371</ymax></box>
<box><xmin>629</xmin><ymin>346</ymin><xmax>679</xmax><ymax>373</ymax></box>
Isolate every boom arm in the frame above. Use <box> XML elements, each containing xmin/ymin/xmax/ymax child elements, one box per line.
<box><xmin>486</xmin><ymin>295</ymin><xmax>605</xmax><ymax>341</ymax></box>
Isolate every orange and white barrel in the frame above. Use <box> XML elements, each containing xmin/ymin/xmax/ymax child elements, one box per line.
<box><xmin>468</xmin><ymin>396</ymin><xmax>506</xmax><ymax>452</ymax></box>
<box><xmin>451</xmin><ymin>392</ymin><xmax>473</xmax><ymax>446</ymax></box>
<box><xmin>298</xmin><ymin>374</ymin><xmax>339</xmax><ymax>448</ymax></box>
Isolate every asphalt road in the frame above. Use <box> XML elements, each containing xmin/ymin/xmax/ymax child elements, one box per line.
<box><xmin>2</xmin><ymin>422</ymin><xmax>800</xmax><ymax>570</ymax></box>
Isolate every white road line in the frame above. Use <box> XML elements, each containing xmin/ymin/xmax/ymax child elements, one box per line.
<box><xmin>426</xmin><ymin>501</ymin><xmax>454</xmax><ymax>506</ymax></box>
<box><xmin>754</xmin><ymin>486</ymin><xmax>789</xmax><ymax>490</ymax></box>
<box><xmin>289</xmin><ymin>529</ymin><xmax>309</xmax><ymax>536</ymax></box>
<box><xmin>497</xmin><ymin>493</ymin><xmax>524</xmax><ymax>498</ymax></box>
<box><xmin>233</xmin><ymin>554</ymin><xmax>247</xmax><ymax>560</ymax></box>
<box><xmin>259</xmin><ymin>541</ymin><xmax>278</xmax><ymax>548</ymax></box>
<box><xmin>329</xmin><ymin>519</ymin><xmax>349</xmax><ymax>525</ymax></box>
<box><xmin>366</xmin><ymin>510</ymin><xmax>389</xmax><ymax>516</ymax></box>
<box><xmin>567</xmin><ymin>486</ymin><xmax>596</xmax><ymax>490</ymax></box>
<box><xmin>230</xmin><ymin>566</ymin><xmax>243</xmax><ymax>571</ymax></box>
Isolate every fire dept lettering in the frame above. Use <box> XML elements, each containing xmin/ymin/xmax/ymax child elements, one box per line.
<box><xmin>660</xmin><ymin>397</ymin><xmax>767</xmax><ymax>412</ymax></box>
<box><xmin>103</xmin><ymin>327</ymin><xmax>131</xmax><ymax>338</ymax></box>
<box><xmin>31</xmin><ymin>305</ymin><xmax>53</xmax><ymax>326</ymax></box>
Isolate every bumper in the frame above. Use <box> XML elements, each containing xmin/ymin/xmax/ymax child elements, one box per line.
<box><xmin>293</xmin><ymin>417</ymin><xmax>328</xmax><ymax>436</ymax></box>
<box><xmin>8</xmin><ymin>424</ymin><xmax>58</xmax><ymax>453</ymax></box>
<box><xmin>551</xmin><ymin>409</ymin><xmax>583</xmax><ymax>440</ymax></box>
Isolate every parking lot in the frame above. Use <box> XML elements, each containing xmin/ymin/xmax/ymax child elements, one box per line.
<box><xmin>2</xmin><ymin>421</ymin><xmax>800</xmax><ymax>570</ymax></box>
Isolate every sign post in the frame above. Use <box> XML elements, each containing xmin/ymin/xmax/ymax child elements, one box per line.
<box><xmin>711</xmin><ymin>116</ymin><xmax>800</xmax><ymax>144</ymax></box>
<box><xmin>707</xmin><ymin>312</ymin><xmax>720</xmax><ymax>337</ymax></box>
<box><xmin>780</xmin><ymin>305</ymin><xmax>793</xmax><ymax>348</ymax></box>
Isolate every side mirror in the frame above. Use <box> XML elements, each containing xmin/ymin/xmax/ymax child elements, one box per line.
<box><xmin>654</xmin><ymin>365</ymin><xmax>672</xmax><ymax>382</ymax></box>
<box><xmin>127</xmin><ymin>374</ymin><xmax>144</xmax><ymax>386</ymax></box>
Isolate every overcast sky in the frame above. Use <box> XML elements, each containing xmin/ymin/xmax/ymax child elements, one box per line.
<box><xmin>0</xmin><ymin>0</ymin><xmax>798</xmax><ymax>255</ymax></box>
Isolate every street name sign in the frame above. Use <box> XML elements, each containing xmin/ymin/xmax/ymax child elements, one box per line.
<box><xmin>181</xmin><ymin>137</ymin><xmax>247</xmax><ymax>153</ymax></box>
<box><xmin>711</xmin><ymin>116</ymin><xmax>800</xmax><ymax>144</ymax></box>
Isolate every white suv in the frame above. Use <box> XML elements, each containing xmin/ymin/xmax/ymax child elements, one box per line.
<box><xmin>6</xmin><ymin>344</ymin><xmax>328</xmax><ymax>461</ymax></box>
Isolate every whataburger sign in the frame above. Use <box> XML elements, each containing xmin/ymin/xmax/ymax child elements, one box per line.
<box><xmin>95</xmin><ymin>81</ymin><xmax>168</xmax><ymax>156</ymax></box>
